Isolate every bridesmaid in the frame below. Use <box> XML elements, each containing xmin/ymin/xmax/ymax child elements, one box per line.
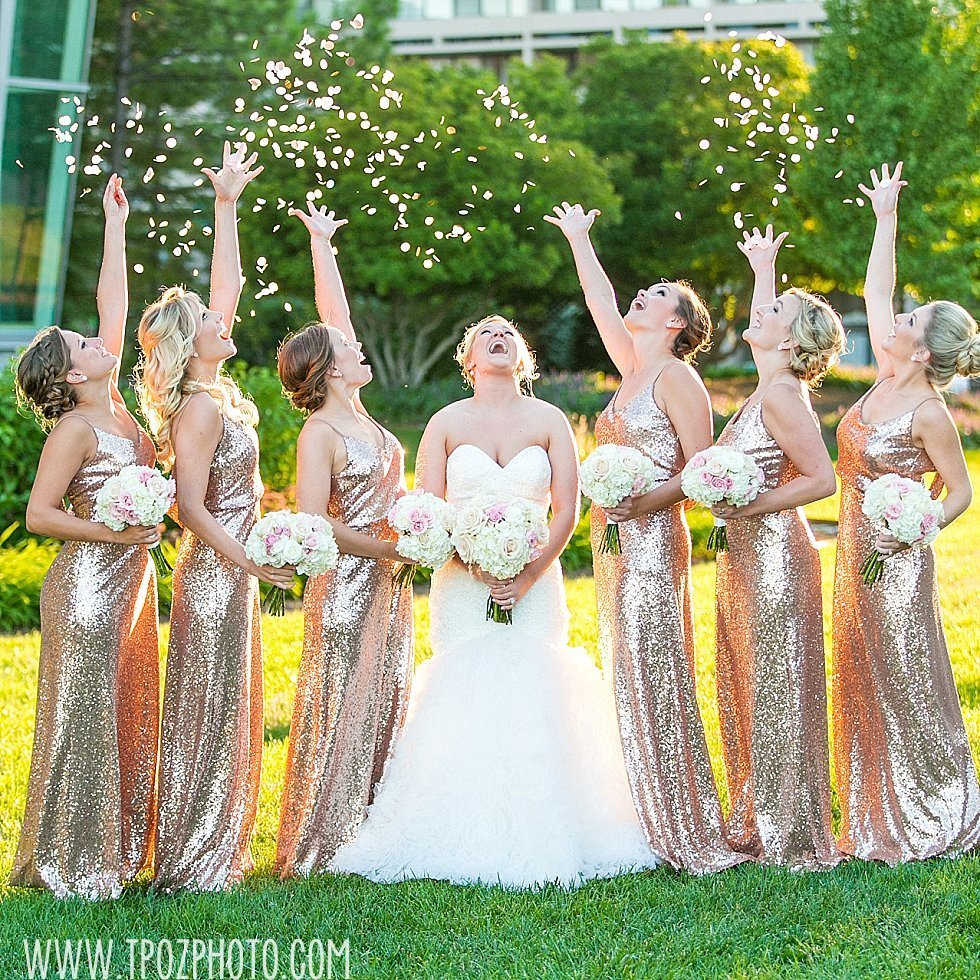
<box><xmin>546</xmin><ymin>202</ymin><xmax>746</xmax><ymax>874</ymax></box>
<box><xmin>11</xmin><ymin>176</ymin><xmax>161</xmax><ymax>899</ymax></box>
<box><xmin>274</xmin><ymin>202</ymin><xmax>413</xmax><ymax>878</ymax></box>
<box><xmin>713</xmin><ymin>224</ymin><xmax>844</xmax><ymax>870</ymax></box>
<box><xmin>833</xmin><ymin>162</ymin><xmax>980</xmax><ymax>863</ymax></box>
<box><xmin>136</xmin><ymin>143</ymin><xmax>294</xmax><ymax>893</ymax></box>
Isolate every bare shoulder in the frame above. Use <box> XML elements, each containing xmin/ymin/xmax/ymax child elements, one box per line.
<box><xmin>47</xmin><ymin>413</ymin><xmax>98</xmax><ymax>455</ymax></box>
<box><xmin>914</xmin><ymin>396</ymin><xmax>956</xmax><ymax>438</ymax></box>
<box><xmin>524</xmin><ymin>396</ymin><xmax>568</xmax><ymax>425</ymax></box>
<box><xmin>174</xmin><ymin>391</ymin><xmax>222</xmax><ymax>440</ymax></box>
<box><xmin>428</xmin><ymin>398</ymin><xmax>473</xmax><ymax>425</ymax></box>
<box><xmin>659</xmin><ymin>361</ymin><xmax>709</xmax><ymax>400</ymax></box>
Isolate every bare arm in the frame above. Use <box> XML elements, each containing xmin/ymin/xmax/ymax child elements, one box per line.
<box><xmin>715</xmin><ymin>387</ymin><xmax>836</xmax><ymax>519</ymax></box>
<box><xmin>416</xmin><ymin>413</ymin><xmax>450</xmax><ymax>499</ymax></box>
<box><xmin>737</xmin><ymin>224</ymin><xmax>788</xmax><ymax>321</ymax></box>
<box><xmin>544</xmin><ymin>203</ymin><xmax>635</xmax><ymax>376</ymax></box>
<box><xmin>872</xmin><ymin>400</ymin><xmax>973</xmax><ymax>558</ymax></box>
<box><xmin>172</xmin><ymin>394</ymin><xmax>294</xmax><ymax>588</ymax></box>
<box><xmin>290</xmin><ymin>202</ymin><xmax>354</xmax><ymax>340</ymax></box>
<box><xmin>98</xmin><ymin>175</ymin><xmax>129</xmax><ymax>381</ymax></box>
<box><xmin>295</xmin><ymin>421</ymin><xmax>399</xmax><ymax>560</ymax></box>
<box><xmin>606</xmin><ymin>364</ymin><xmax>714</xmax><ymax>521</ymax></box>
<box><xmin>858</xmin><ymin>163</ymin><xmax>907</xmax><ymax>380</ymax></box>
<box><xmin>26</xmin><ymin>418</ymin><xmax>160</xmax><ymax>545</ymax></box>
<box><xmin>201</xmin><ymin>141</ymin><xmax>263</xmax><ymax>331</ymax></box>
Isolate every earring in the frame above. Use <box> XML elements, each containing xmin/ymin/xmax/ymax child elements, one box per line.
<box><xmin>190</xmin><ymin>352</ymin><xmax>199</xmax><ymax>358</ymax></box>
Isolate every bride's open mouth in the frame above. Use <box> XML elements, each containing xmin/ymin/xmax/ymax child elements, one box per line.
<box><xmin>488</xmin><ymin>338</ymin><xmax>509</xmax><ymax>355</ymax></box>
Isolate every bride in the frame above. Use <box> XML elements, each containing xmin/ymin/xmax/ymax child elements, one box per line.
<box><xmin>330</xmin><ymin>315</ymin><xmax>659</xmax><ymax>888</ymax></box>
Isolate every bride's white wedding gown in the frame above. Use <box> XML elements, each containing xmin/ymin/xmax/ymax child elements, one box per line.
<box><xmin>329</xmin><ymin>443</ymin><xmax>659</xmax><ymax>888</ymax></box>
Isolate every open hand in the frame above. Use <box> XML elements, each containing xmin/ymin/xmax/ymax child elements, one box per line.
<box><xmin>102</xmin><ymin>173</ymin><xmax>129</xmax><ymax>224</ymax></box>
<box><xmin>202</xmin><ymin>141</ymin><xmax>263</xmax><ymax>203</ymax></box>
<box><xmin>289</xmin><ymin>201</ymin><xmax>349</xmax><ymax>241</ymax></box>
<box><xmin>736</xmin><ymin>224</ymin><xmax>788</xmax><ymax>272</ymax></box>
<box><xmin>858</xmin><ymin>162</ymin><xmax>907</xmax><ymax>218</ymax></box>
<box><xmin>543</xmin><ymin>201</ymin><xmax>600</xmax><ymax>238</ymax></box>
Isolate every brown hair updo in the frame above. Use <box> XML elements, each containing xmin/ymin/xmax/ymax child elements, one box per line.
<box><xmin>15</xmin><ymin>327</ymin><xmax>77</xmax><ymax>430</ymax></box>
<box><xmin>277</xmin><ymin>323</ymin><xmax>337</xmax><ymax>413</ymax></box>
<box><xmin>671</xmin><ymin>281</ymin><xmax>713</xmax><ymax>363</ymax></box>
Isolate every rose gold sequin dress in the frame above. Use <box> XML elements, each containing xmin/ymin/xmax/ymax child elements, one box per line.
<box><xmin>11</xmin><ymin>421</ymin><xmax>159</xmax><ymax>900</ymax></box>
<box><xmin>153</xmin><ymin>411</ymin><xmax>264</xmax><ymax>893</ymax></box>
<box><xmin>832</xmin><ymin>390</ymin><xmax>980</xmax><ymax>863</ymax></box>
<box><xmin>714</xmin><ymin>392</ymin><xmax>840</xmax><ymax>870</ymax></box>
<box><xmin>275</xmin><ymin>427</ymin><xmax>413</xmax><ymax>877</ymax></box>
<box><xmin>593</xmin><ymin>377</ymin><xmax>746</xmax><ymax>874</ymax></box>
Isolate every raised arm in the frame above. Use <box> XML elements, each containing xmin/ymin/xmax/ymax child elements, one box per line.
<box><xmin>289</xmin><ymin>201</ymin><xmax>354</xmax><ymax>341</ymax></box>
<box><xmin>98</xmin><ymin>174</ymin><xmax>129</xmax><ymax>382</ymax></box>
<box><xmin>544</xmin><ymin>202</ymin><xmax>636</xmax><ymax>376</ymax></box>
<box><xmin>858</xmin><ymin>162</ymin><xmax>907</xmax><ymax>380</ymax></box>
<box><xmin>736</xmin><ymin>224</ymin><xmax>788</xmax><ymax>320</ymax></box>
<box><xmin>201</xmin><ymin>141</ymin><xmax>263</xmax><ymax>331</ymax></box>
<box><xmin>295</xmin><ymin>421</ymin><xmax>400</xmax><ymax>559</ymax></box>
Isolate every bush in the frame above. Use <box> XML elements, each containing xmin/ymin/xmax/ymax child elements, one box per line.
<box><xmin>0</xmin><ymin>367</ymin><xmax>47</xmax><ymax>537</ymax></box>
<box><xmin>0</xmin><ymin>525</ymin><xmax>57</xmax><ymax>632</ymax></box>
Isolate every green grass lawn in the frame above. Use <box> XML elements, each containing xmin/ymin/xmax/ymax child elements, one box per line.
<box><xmin>1</xmin><ymin>459</ymin><xmax>978</xmax><ymax>978</ymax></box>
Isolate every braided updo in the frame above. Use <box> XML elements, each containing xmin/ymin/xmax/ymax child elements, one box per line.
<box><xmin>785</xmin><ymin>288</ymin><xmax>846</xmax><ymax>388</ymax></box>
<box><xmin>277</xmin><ymin>324</ymin><xmax>337</xmax><ymax>413</ymax></box>
<box><xmin>922</xmin><ymin>301</ymin><xmax>980</xmax><ymax>389</ymax></box>
<box><xmin>15</xmin><ymin>327</ymin><xmax>77</xmax><ymax>430</ymax></box>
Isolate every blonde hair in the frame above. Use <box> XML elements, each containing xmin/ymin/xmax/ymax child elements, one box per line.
<box><xmin>455</xmin><ymin>315</ymin><xmax>539</xmax><ymax>393</ymax></box>
<box><xmin>785</xmin><ymin>288</ymin><xmax>845</xmax><ymax>388</ymax></box>
<box><xmin>671</xmin><ymin>281</ymin><xmax>713</xmax><ymax>363</ymax></box>
<box><xmin>922</xmin><ymin>300</ymin><xmax>980</xmax><ymax>389</ymax></box>
<box><xmin>14</xmin><ymin>327</ymin><xmax>76</xmax><ymax>430</ymax></box>
<box><xmin>135</xmin><ymin>286</ymin><xmax>257</xmax><ymax>468</ymax></box>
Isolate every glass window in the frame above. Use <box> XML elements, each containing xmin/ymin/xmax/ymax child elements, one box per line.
<box><xmin>532</xmin><ymin>0</ymin><xmax>557</xmax><ymax>9</ymax></box>
<box><xmin>0</xmin><ymin>91</ymin><xmax>63</xmax><ymax>324</ymax></box>
<box><xmin>454</xmin><ymin>0</ymin><xmax>482</xmax><ymax>14</ymax></box>
<box><xmin>574</xmin><ymin>0</ymin><xmax>601</xmax><ymax>9</ymax></box>
<box><xmin>10</xmin><ymin>0</ymin><xmax>71</xmax><ymax>81</ymax></box>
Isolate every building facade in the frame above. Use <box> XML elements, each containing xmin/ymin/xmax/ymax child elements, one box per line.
<box><xmin>0</xmin><ymin>0</ymin><xmax>97</xmax><ymax>358</ymax></box>
<box><xmin>370</xmin><ymin>0</ymin><xmax>825</xmax><ymax>70</ymax></box>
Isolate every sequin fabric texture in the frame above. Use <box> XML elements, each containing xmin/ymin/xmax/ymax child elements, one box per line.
<box><xmin>275</xmin><ymin>427</ymin><xmax>413</xmax><ymax>877</ymax></box>
<box><xmin>593</xmin><ymin>377</ymin><xmax>746</xmax><ymax>874</ymax></box>
<box><xmin>714</xmin><ymin>392</ymin><xmax>840</xmax><ymax>870</ymax></box>
<box><xmin>832</xmin><ymin>391</ymin><xmax>980</xmax><ymax>863</ymax></box>
<box><xmin>153</xmin><ymin>410</ymin><xmax>264</xmax><ymax>893</ymax></box>
<box><xmin>11</xmin><ymin>422</ymin><xmax>159</xmax><ymax>900</ymax></box>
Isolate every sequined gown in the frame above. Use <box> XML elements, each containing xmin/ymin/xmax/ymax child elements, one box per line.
<box><xmin>11</xmin><ymin>421</ymin><xmax>159</xmax><ymax>900</ymax></box>
<box><xmin>153</xmin><ymin>410</ymin><xmax>264</xmax><ymax>893</ymax></box>
<box><xmin>593</xmin><ymin>379</ymin><xmax>746</xmax><ymax>874</ymax></box>
<box><xmin>330</xmin><ymin>444</ymin><xmax>658</xmax><ymax>888</ymax></box>
<box><xmin>275</xmin><ymin>427</ymin><xmax>413</xmax><ymax>877</ymax></box>
<box><xmin>714</xmin><ymin>392</ymin><xmax>840</xmax><ymax>869</ymax></box>
<box><xmin>832</xmin><ymin>391</ymin><xmax>980</xmax><ymax>863</ymax></box>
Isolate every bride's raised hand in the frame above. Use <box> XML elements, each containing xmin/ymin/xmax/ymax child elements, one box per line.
<box><xmin>543</xmin><ymin>201</ymin><xmax>600</xmax><ymax>240</ymax></box>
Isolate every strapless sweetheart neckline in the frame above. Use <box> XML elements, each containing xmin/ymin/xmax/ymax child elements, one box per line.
<box><xmin>448</xmin><ymin>443</ymin><xmax>548</xmax><ymax>471</ymax></box>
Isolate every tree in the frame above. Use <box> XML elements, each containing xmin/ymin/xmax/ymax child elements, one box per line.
<box><xmin>798</xmin><ymin>0</ymin><xmax>980</xmax><ymax>303</ymax></box>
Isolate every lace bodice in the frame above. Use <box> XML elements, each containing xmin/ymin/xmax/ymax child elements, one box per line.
<box><xmin>445</xmin><ymin>444</ymin><xmax>552</xmax><ymax>509</ymax></box>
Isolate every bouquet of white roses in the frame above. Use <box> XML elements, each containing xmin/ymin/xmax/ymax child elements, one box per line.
<box><xmin>387</xmin><ymin>490</ymin><xmax>455</xmax><ymax>588</ymax></box>
<box><xmin>859</xmin><ymin>473</ymin><xmax>944</xmax><ymax>586</ymax></box>
<box><xmin>244</xmin><ymin>510</ymin><xmax>339</xmax><ymax>615</ymax></box>
<box><xmin>680</xmin><ymin>446</ymin><xmax>763</xmax><ymax>551</ymax></box>
<box><xmin>580</xmin><ymin>444</ymin><xmax>658</xmax><ymax>554</ymax></box>
<box><xmin>94</xmin><ymin>464</ymin><xmax>176</xmax><ymax>577</ymax></box>
<box><xmin>451</xmin><ymin>496</ymin><xmax>549</xmax><ymax>624</ymax></box>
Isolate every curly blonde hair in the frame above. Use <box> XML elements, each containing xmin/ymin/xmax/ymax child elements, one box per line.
<box><xmin>455</xmin><ymin>315</ymin><xmax>539</xmax><ymax>394</ymax></box>
<box><xmin>922</xmin><ymin>301</ymin><xmax>980</xmax><ymax>389</ymax></box>
<box><xmin>14</xmin><ymin>327</ymin><xmax>78</xmax><ymax>430</ymax></box>
<box><xmin>135</xmin><ymin>286</ymin><xmax>257</xmax><ymax>468</ymax></box>
<box><xmin>785</xmin><ymin>288</ymin><xmax>845</xmax><ymax>389</ymax></box>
